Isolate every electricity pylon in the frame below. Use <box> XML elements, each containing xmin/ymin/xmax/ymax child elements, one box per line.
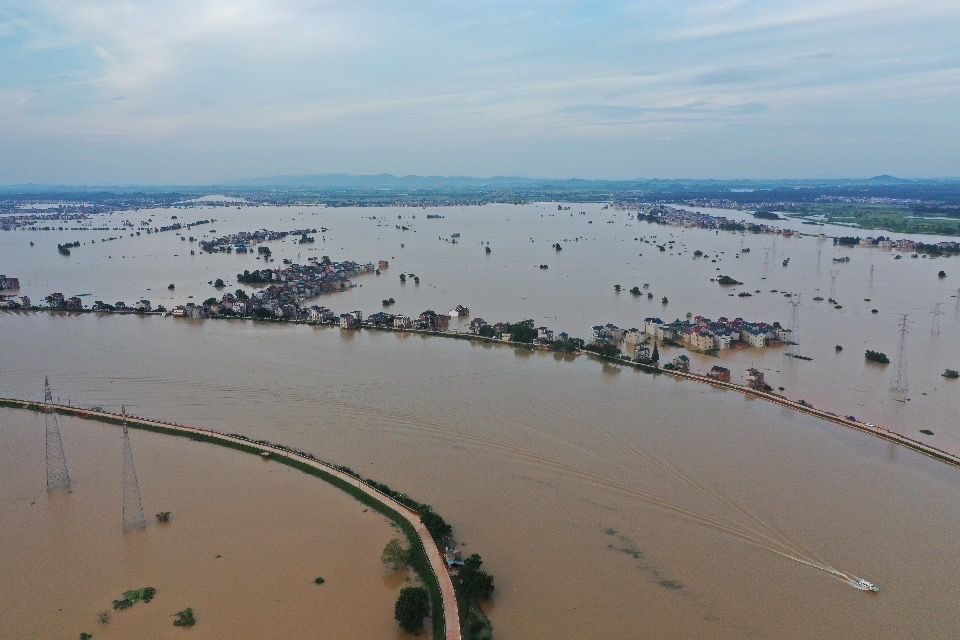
<box><xmin>43</xmin><ymin>377</ymin><xmax>71</xmax><ymax>491</ymax></box>
<box><xmin>930</xmin><ymin>303</ymin><xmax>944</xmax><ymax>336</ymax></box>
<box><xmin>892</xmin><ymin>315</ymin><xmax>909</xmax><ymax>396</ymax></box>
<box><xmin>787</xmin><ymin>296</ymin><xmax>801</xmax><ymax>355</ymax></box>
<box><xmin>121</xmin><ymin>406</ymin><xmax>146</xmax><ymax>530</ymax></box>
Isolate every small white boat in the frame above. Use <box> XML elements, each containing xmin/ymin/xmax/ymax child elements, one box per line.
<box><xmin>849</xmin><ymin>577</ymin><xmax>879</xmax><ymax>592</ymax></box>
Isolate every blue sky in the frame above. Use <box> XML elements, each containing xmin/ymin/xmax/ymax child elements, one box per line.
<box><xmin>1</xmin><ymin>0</ymin><xmax>959</xmax><ymax>184</ymax></box>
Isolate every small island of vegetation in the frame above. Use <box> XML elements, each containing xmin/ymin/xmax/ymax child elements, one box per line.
<box><xmin>865</xmin><ymin>350</ymin><xmax>890</xmax><ymax>364</ymax></box>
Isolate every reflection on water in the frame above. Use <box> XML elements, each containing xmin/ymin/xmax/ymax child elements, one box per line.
<box><xmin>1</xmin><ymin>315</ymin><xmax>959</xmax><ymax>639</ymax></box>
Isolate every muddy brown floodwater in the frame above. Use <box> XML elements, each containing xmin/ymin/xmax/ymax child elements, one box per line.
<box><xmin>3</xmin><ymin>201</ymin><xmax>960</xmax><ymax>639</ymax></box>
<box><xmin>1</xmin><ymin>315</ymin><xmax>959</xmax><ymax>639</ymax></box>
<box><xmin>0</xmin><ymin>408</ymin><xmax>414</xmax><ymax>640</ymax></box>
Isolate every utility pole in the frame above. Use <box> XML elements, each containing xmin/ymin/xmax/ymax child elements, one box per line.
<box><xmin>892</xmin><ymin>315</ymin><xmax>909</xmax><ymax>396</ymax></box>
<box><xmin>955</xmin><ymin>288</ymin><xmax>960</xmax><ymax>316</ymax></box>
<box><xmin>43</xmin><ymin>376</ymin><xmax>71</xmax><ymax>492</ymax></box>
<box><xmin>121</xmin><ymin>406</ymin><xmax>146</xmax><ymax>531</ymax></box>
<box><xmin>829</xmin><ymin>269</ymin><xmax>840</xmax><ymax>300</ymax></box>
<box><xmin>930</xmin><ymin>303</ymin><xmax>944</xmax><ymax>336</ymax></box>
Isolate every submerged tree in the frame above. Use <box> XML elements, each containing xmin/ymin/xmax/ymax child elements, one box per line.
<box><xmin>381</xmin><ymin>538</ymin><xmax>410</xmax><ymax>571</ymax></box>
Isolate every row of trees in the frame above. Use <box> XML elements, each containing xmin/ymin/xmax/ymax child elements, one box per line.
<box><xmin>384</xmin><ymin>531</ymin><xmax>495</xmax><ymax>638</ymax></box>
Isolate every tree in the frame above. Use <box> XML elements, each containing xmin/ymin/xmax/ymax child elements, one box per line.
<box><xmin>235</xmin><ymin>289</ymin><xmax>249</xmax><ymax>301</ymax></box>
<box><xmin>214</xmin><ymin>278</ymin><xmax>226</xmax><ymax>288</ymax></box>
<box><xmin>421</xmin><ymin>509</ymin><xmax>452</xmax><ymax>543</ymax></box>
<box><xmin>381</xmin><ymin>538</ymin><xmax>409</xmax><ymax>571</ymax></box>
<box><xmin>203</xmin><ymin>297</ymin><xmax>217</xmax><ymax>307</ymax></box>
<box><xmin>394</xmin><ymin>587</ymin><xmax>429</xmax><ymax>633</ymax></box>
<box><xmin>504</xmin><ymin>319</ymin><xmax>537</xmax><ymax>343</ymax></box>
<box><xmin>614</xmin><ymin>284</ymin><xmax>622</xmax><ymax>292</ymax></box>
<box><xmin>173</xmin><ymin>608</ymin><xmax>196</xmax><ymax>627</ymax></box>
<box><xmin>478</xmin><ymin>324</ymin><xmax>495</xmax><ymax>338</ymax></box>
<box><xmin>456</xmin><ymin>554</ymin><xmax>495</xmax><ymax>603</ymax></box>
<box><xmin>651</xmin><ymin>341</ymin><xmax>660</xmax><ymax>363</ymax></box>
<box><xmin>938</xmin><ymin>270</ymin><xmax>947</xmax><ymax>278</ymax></box>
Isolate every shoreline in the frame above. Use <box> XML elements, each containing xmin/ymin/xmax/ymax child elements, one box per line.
<box><xmin>0</xmin><ymin>399</ymin><xmax>461</xmax><ymax>640</ymax></box>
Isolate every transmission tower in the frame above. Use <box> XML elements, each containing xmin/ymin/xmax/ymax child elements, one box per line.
<box><xmin>869</xmin><ymin>263</ymin><xmax>875</xmax><ymax>287</ymax></box>
<box><xmin>829</xmin><ymin>269</ymin><xmax>840</xmax><ymax>299</ymax></box>
<box><xmin>121</xmin><ymin>407</ymin><xmax>146</xmax><ymax>530</ymax></box>
<box><xmin>787</xmin><ymin>296</ymin><xmax>801</xmax><ymax>355</ymax></box>
<box><xmin>955</xmin><ymin>288</ymin><xmax>960</xmax><ymax>316</ymax></box>
<box><xmin>43</xmin><ymin>377</ymin><xmax>71</xmax><ymax>491</ymax></box>
<box><xmin>930</xmin><ymin>303</ymin><xmax>944</xmax><ymax>336</ymax></box>
<box><xmin>763</xmin><ymin>247</ymin><xmax>771</xmax><ymax>270</ymax></box>
<box><xmin>892</xmin><ymin>315</ymin><xmax>909</xmax><ymax>396</ymax></box>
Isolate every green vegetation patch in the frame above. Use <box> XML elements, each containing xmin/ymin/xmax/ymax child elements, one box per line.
<box><xmin>112</xmin><ymin>587</ymin><xmax>156</xmax><ymax>610</ymax></box>
<box><xmin>173</xmin><ymin>607</ymin><xmax>196</xmax><ymax>627</ymax></box>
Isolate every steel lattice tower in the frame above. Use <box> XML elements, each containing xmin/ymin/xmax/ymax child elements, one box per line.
<box><xmin>930</xmin><ymin>303</ymin><xmax>944</xmax><ymax>336</ymax></box>
<box><xmin>43</xmin><ymin>376</ymin><xmax>71</xmax><ymax>491</ymax></box>
<box><xmin>892</xmin><ymin>315</ymin><xmax>909</xmax><ymax>396</ymax></box>
<box><xmin>787</xmin><ymin>296</ymin><xmax>801</xmax><ymax>355</ymax></box>
<box><xmin>121</xmin><ymin>407</ymin><xmax>147</xmax><ymax>530</ymax></box>
<box><xmin>829</xmin><ymin>269</ymin><xmax>840</xmax><ymax>299</ymax></box>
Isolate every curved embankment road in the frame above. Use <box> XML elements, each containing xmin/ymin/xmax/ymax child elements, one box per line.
<box><xmin>0</xmin><ymin>398</ymin><xmax>461</xmax><ymax>640</ymax></box>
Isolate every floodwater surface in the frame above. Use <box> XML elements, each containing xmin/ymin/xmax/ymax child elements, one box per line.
<box><xmin>0</xmin><ymin>407</ymin><xmax>412</xmax><ymax>640</ymax></box>
<box><xmin>2</xmin><ymin>202</ymin><xmax>960</xmax><ymax>639</ymax></box>
<box><xmin>1</xmin><ymin>315</ymin><xmax>958</xmax><ymax>639</ymax></box>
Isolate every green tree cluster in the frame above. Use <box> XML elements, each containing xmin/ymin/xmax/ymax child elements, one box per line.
<box><xmin>504</xmin><ymin>319</ymin><xmax>537</xmax><ymax>343</ymax></box>
<box><xmin>394</xmin><ymin>587</ymin><xmax>429</xmax><ymax>633</ymax></box>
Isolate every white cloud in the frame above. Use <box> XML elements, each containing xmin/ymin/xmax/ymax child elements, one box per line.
<box><xmin>25</xmin><ymin>0</ymin><xmax>366</xmax><ymax>93</ymax></box>
<box><xmin>665</xmin><ymin>0</ymin><xmax>960</xmax><ymax>41</ymax></box>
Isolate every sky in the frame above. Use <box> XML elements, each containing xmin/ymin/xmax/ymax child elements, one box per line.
<box><xmin>1</xmin><ymin>0</ymin><xmax>960</xmax><ymax>185</ymax></box>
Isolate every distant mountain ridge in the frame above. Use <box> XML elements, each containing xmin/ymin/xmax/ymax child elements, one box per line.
<box><xmin>227</xmin><ymin>172</ymin><xmax>938</xmax><ymax>189</ymax></box>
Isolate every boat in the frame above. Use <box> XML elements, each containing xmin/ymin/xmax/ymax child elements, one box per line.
<box><xmin>849</xmin><ymin>577</ymin><xmax>879</xmax><ymax>592</ymax></box>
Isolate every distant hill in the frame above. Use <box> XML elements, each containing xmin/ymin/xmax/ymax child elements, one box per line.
<box><xmin>230</xmin><ymin>173</ymin><xmax>553</xmax><ymax>189</ymax></box>
<box><xmin>865</xmin><ymin>174</ymin><xmax>915</xmax><ymax>184</ymax></box>
<box><xmin>226</xmin><ymin>172</ymin><xmax>943</xmax><ymax>190</ymax></box>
